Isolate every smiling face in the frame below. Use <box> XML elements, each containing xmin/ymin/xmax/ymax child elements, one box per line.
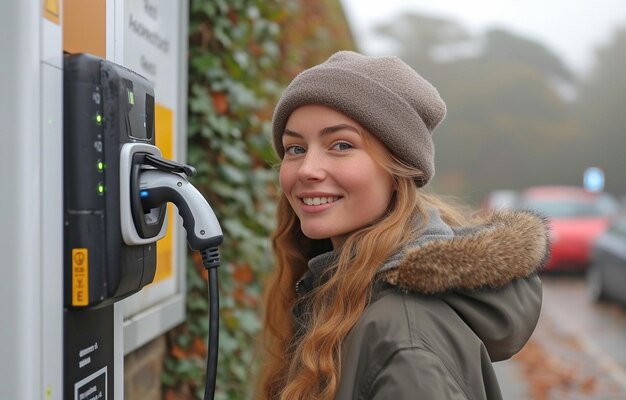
<box><xmin>279</xmin><ymin>105</ymin><xmax>395</xmax><ymax>248</ymax></box>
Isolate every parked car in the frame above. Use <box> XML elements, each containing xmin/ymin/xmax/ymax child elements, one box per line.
<box><xmin>518</xmin><ymin>186</ymin><xmax>620</xmax><ymax>271</ymax></box>
<box><xmin>588</xmin><ymin>215</ymin><xmax>626</xmax><ymax>305</ymax></box>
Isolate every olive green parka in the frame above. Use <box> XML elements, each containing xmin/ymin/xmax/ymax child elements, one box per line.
<box><xmin>295</xmin><ymin>209</ymin><xmax>548</xmax><ymax>400</ymax></box>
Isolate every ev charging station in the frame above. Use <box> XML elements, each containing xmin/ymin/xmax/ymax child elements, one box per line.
<box><xmin>0</xmin><ymin>1</ymin><xmax>223</xmax><ymax>399</ymax></box>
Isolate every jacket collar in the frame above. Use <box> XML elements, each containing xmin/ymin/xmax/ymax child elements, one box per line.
<box><xmin>382</xmin><ymin>209</ymin><xmax>550</xmax><ymax>294</ymax></box>
<box><xmin>300</xmin><ymin>209</ymin><xmax>549</xmax><ymax>297</ymax></box>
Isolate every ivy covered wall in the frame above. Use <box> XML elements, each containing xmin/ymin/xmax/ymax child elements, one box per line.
<box><xmin>161</xmin><ymin>1</ymin><xmax>354</xmax><ymax>399</ymax></box>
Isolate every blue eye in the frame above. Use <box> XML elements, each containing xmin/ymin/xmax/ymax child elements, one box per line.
<box><xmin>285</xmin><ymin>145</ymin><xmax>305</xmax><ymax>155</ymax></box>
<box><xmin>332</xmin><ymin>142</ymin><xmax>353</xmax><ymax>151</ymax></box>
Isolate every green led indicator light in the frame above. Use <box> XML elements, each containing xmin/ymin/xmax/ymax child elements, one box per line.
<box><xmin>128</xmin><ymin>89</ymin><xmax>135</xmax><ymax>105</ymax></box>
<box><xmin>97</xmin><ymin>183</ymin><xmax>105</xmax><ymax>194</ymax></box>
<box><xmin>95</xmin><ymin>113</ymin><xmax>102</xmax><ymax>125</ymax></box>
<box><xmin>97</xmin><ymin>161</ymin><xmax>104</xmax><ymax>171</ymax></box>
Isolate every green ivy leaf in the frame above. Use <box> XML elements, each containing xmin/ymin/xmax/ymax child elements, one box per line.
<box><xmin>222</xmin><ymin>219</ymin><xmax>253</xmax><ymax>240</ymax></box>
<box><xmin>219</xmin><ymin>164</ymin><xmax>247</xmax><ymax>185</ymax></box>
<box><xmin>233</xmin><ymin>309</ymin><xmax>262</xmax><ymax>334</ymax></box>
<box><xmin>220</xmin><ymin>141</ymin><xmax>252</xmax><ymax>167</ymax></box>
<box><xmin>189</xmin><ymin>84</ymin><xmax>214</xmax><ymax>115</ymax></box>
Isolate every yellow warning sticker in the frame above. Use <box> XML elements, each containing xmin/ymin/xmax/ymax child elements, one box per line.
<box><xmin>72</xmin><ymin>248</ymin><xmax>89</xmax><ymax>306</ymax></box>
<box><xmin>43</xmin><ymin>0</ymin><xmax>60</xmax><ymax>25</ymax></box>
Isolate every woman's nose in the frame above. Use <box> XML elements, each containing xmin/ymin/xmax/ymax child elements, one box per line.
<box><xmin>297</xmin><ymin>150</ymin><xmax>326</xmax><ymax>181</ymax></box>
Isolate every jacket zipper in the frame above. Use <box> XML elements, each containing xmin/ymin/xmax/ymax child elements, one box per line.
<box><xmin>295</xmin><ymin>279</ymin><xmax>303</xmax><ymax>297</ymax></box>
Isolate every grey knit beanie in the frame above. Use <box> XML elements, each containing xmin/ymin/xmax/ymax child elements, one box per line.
<box><xmin>272</xmin><ymin>50</ymin><xmax>446</xmax><ymax>186</ymax></box>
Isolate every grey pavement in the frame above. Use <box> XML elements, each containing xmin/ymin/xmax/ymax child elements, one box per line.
<box><xmin>494</xmin><ymin>360</ymin><xmax>531</xmax><ymax>399</ymax></box>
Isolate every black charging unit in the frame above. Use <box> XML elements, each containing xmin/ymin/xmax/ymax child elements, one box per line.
<box><xmin>63</xmin><ymin>53</ymin><xmax>165</xmax><ymax>309</ymax></box>
<box><xmin>63</xmin><ymin>53</ymin><xmax>167</xmax><ymax>400</ymax></box>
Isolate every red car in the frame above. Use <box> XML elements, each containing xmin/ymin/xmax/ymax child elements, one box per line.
<box><xmin>519</xmin><ymin>186</ymin><xmax>620</xmax><ymax>271</ymax></box>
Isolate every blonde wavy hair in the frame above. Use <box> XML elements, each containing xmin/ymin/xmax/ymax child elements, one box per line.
<box><xmin>256</xmin><ymin>132</ymin><xmax>469</xmax><ymax>400</ymax></box>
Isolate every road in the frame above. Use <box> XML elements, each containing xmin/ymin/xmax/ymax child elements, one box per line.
<box><xmin>494</xmin><ymin>274</ymin><xmax>626</xmax><ymax>400</ymax></box>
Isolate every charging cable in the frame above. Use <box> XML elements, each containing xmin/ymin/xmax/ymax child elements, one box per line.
<box><xmin>201</xmin><ymin>248</ymin><xmax>220</xmax><ymax>400</ymax></box>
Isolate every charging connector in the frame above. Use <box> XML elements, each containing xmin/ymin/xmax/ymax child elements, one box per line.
<box><xmin>139</xmin><ymin>169</ymin><xmax>223</xmax><ymax>250</ymax></box>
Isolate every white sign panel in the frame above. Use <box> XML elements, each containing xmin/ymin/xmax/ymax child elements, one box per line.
<box><xmin>123</xmin><ymin>0</ymin><xmax>178</xmax><ymax>108</ymax></box>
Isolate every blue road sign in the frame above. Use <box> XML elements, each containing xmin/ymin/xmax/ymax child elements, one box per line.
<box><xmin>584</xmin><ymin>167</ymin><xmax>604</xmax><ymax>192</ymax></box>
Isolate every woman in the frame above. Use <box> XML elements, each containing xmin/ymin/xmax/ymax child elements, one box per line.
<box><xmin>258</xmin><ymin>51</ymin><xmax>548</xmax><ymax>400</ymax></box>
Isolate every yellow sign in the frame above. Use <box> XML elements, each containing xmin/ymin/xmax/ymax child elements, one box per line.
<box><xmin>154</xmin><ymin>103</ymin><xmax>174</xmax><ymax>283</ymax></box>
<box><xmin>43</xmin><ymin>0</ymin><xmax>60</xmax><ymax>25</ymax></box>
<box><xmin>72</xmin><ymin>248</ymin><xmax>89</xmax><ymax>306</ymax></box>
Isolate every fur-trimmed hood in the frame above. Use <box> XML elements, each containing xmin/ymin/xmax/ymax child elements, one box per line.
<box><xmin>299</xmin><ymin>208</ymin><xmax>549</xmax><ymax>298</ymax></box>
<box><xmin>381</xmin><ymin>209</ymin><xmax>550</xmax><ymax>294</ymax></box>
